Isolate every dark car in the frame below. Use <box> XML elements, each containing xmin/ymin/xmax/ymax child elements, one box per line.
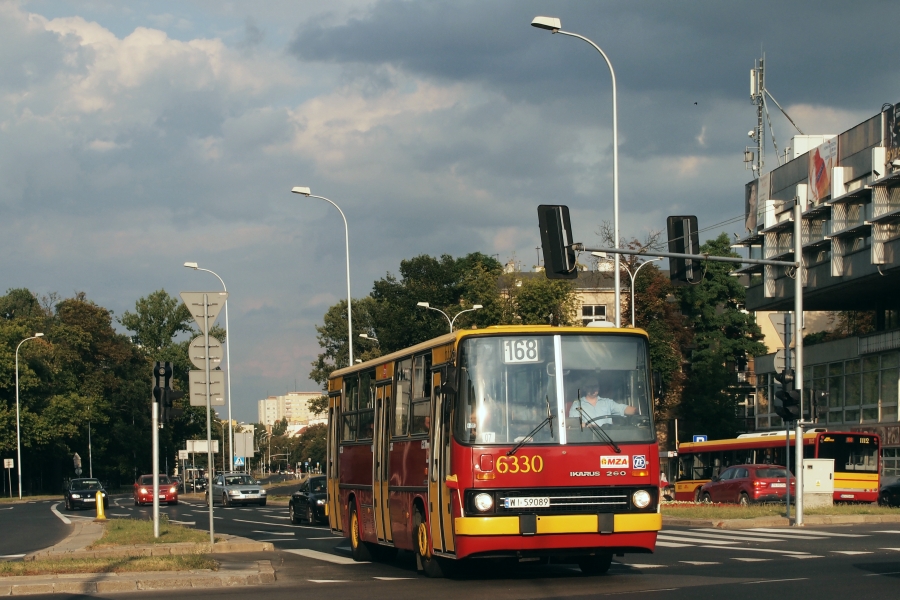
<box><xmin>191</xmin><ymin>477</ymin><xmax>208</xmax><ymax>492</ymax></box>
<box><xmin>879</xmin><ymin>479</ymin><xmax>900</xmax><ymax>507</ymax></box>
<box><xmin>64</xmin><ymin>478</ymin><xmax>108</xmax><ymax>511</ymax></box>
<box><xmin>290</xmin><ymin>475</ymin><xmax>328</xmax><ymax>524</ymax></box>
<box><xmin>699</xmin><ymin>464</ymin><xmax>794</xmax><ymax>505</ymax></box>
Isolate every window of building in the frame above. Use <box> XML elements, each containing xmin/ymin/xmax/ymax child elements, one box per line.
<box><xmin>581</xmin><ymin>305</ymin><xmax>607</xmax><ymax>326</ymax></box>
<box><xmin>881</xmin><ymin>352</ymin><xmax>898</xmax><ymax>423</ymax></box>
<box><xmin>884</xmin><ymin>448</ymin><xmax>900</xmax><ymax>478</ymax></box>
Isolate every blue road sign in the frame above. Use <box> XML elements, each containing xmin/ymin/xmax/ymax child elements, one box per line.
<box><xmin>233</xmin><ymin>456</ymin><xmax>245</xmax><ymax>467</ymax></box>
<box><xmin>692</xmin><ymin>435</ymin><xmax>708</xmax><ymax>442</ymax></box>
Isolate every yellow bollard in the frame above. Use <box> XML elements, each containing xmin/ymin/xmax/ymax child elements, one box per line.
<box><xmin>95</xmin><ymin>491</ymin><xmax>107</xmax><ymax>521</ymax></box>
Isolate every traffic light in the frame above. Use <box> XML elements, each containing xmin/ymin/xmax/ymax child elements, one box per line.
<box><xmin>152</xmin><ymin>361</ymin><xmax>184</xmax><ymax>424</ymax></box>
<box><xmin>537</xmin><ymin>205</ymin><xmax>578</xmax><ymax>280</ymax></box>
<box><xmin>666</xmin><ymin>215</ymin><xmax>701</xmax><ymax>285</ymax></box>
<box><xmin>773</xmin><ymin>369</ymin><xmax>801</xmax><ymax>421</ymax></box>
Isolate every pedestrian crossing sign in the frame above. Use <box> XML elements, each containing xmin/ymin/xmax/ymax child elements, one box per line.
<box><xmin>233</xmin><ymin>456</ymin><xmax>245</xmax><ymax>467</ymax></box>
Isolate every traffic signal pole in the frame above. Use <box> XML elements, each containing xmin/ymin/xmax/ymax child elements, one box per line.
<box><xmin>152</xmin><ymin>390</ymin><xmax>160</xmax><ymax>538</ymax></box>
<box><xmin>793</xmin><ymin>202</ymin><xmax>805</xmax><ymax>526</ymax></box>
<box><xmin>204</xmin><ymin>293</ymin><xmax>215</xmax><ymax>545</ymax></box>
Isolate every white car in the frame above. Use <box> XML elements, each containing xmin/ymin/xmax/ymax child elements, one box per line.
<box><xmin>207</xmin><ymin>473</ymin><xmax>267</xmax><ymax>507</ymax></box>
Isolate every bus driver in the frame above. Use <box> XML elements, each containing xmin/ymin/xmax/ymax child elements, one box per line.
<box><xmin>570</xmin><ymin>379</ymin><xmax>636</xmax><ymax>425</ymax></box>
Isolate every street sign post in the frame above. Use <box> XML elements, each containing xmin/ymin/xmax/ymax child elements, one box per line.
<box><xmin>692</xmin><ymin>435</ymin><xmax>707</xmax><ymax>443</ymax></box>
<box><xmin>188</xmin><ymin>371</ymin><xmax>225</xmax><ymax>406</ymax></box>
<box><xmin>180</xmin><ymin>291</ymin><xmax>228</xmax><ymax>545</ymax></box>
<box><xmin>3</xmin><ymin>459</ymin><xmax>12</xmax><ymax>498</ymax></box>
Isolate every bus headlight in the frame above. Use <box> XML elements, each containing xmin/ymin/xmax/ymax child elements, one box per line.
<box><xmin>632</xmin><ymin>489</ymin><xmax>652</xmax><ymax>509</ymax></box>
<box><xmin>474</xmin><ymin>493</ymin><xmax>494</xmax><ymax>512</ymax></box>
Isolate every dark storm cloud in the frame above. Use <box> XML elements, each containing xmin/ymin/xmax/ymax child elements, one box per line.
<box><xmin>288</xmin><ymin>0</ymin><xmax>900</xmax><ymax>110</ymax></box>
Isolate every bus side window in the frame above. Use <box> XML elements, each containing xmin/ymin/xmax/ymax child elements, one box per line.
<box><xmin>393</xmin><ymin>358</ymin><xmax>412</xmax><ymax>437</ymax></box>
<box><xmin>410</xmin><ymin>353</ymin><xmax>432</xmax><ymax>435</ymax></box>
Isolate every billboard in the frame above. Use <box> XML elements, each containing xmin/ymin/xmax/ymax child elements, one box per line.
<box><xmin>807</xmin><ymin>137</ymin><xmax>837</xmax><ymax>205</ymax></box>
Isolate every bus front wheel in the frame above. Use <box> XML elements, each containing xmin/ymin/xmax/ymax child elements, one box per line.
<box><xmin>349</xmin><ymin>503</ymin><xmax>372</xmax><ymax>562</ymax></box>
<box><xmin>414</xmin><ymin>510</ymin><xmax>447</xmax><ymax>578</ymax></box>
<box><xmin>578</xmin><ymin>552</ymin><xmax>612</xmax><ymax>575</ymax></box>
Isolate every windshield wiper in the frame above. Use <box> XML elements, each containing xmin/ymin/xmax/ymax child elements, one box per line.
<box><xmin>507</xmin><ymin>396</ymin><xmax>554</xmax><ymax>457</ymax></box>
<box><xmin>576</xmin><ymin>405</ymin><xmax>621</xmax><ymax>453</ymax></box>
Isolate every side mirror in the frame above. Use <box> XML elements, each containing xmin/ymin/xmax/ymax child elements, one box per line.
<box><xmin>441</xmin><ymin>366</ymin><xmax>458</xmax><ymax>394</ymax></box>
<box><xmin>711</xmin><ymin>475</ymin><xmax>719</xmax><ymax>482</ymax></box>
<box><xmin>652</xmin><ymin>371</ymin><xmax>664</xmax><ymax>399</ymax></box>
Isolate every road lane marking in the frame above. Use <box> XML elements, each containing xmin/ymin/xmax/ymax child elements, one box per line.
<box><xmin>874</xmin><ymin>531</ymin><xmax>900</xmax><ymax>534</ymax></box>
<box><xmin>743</xmin><ymin>578</ymin><xmax>808</xmax><ymax>584</ymax></box>
<box><xmin>0</xmin><ymin>507</ymin><xmax>14</xmax><ymax>511</ymax></box>
<box><xmin>680</xmin><ymin>561</ymin><xmax>719</xmax><ymax>565</ymax></box>
<box><xmin>700</xmin><ymin>546</ymin><xmax>810</xmax><ymax>555</ymax></box>
<box><xmin>658</xmin><ymin>535</ymin><xmax>737</xmax><ymax>546</ymax></box>
<box><xmin>373</xmin><ymin>577</ymin><xmax>414</xmax><ymax>580</ymax></box>
<box><xmin>308</xmin><ymin>536</ymin><xmax>343</xmax><ymax>540</ymax></box>
<box><xmin>681</xmin><ymin>529</ymin><xmax>793</xmax><ymax>542</ymax></box>
<box><xmin>286</xmin><ymin>549</ymin><xmax>366</xmax><ymax>565</ymax></box>
<box><xmin>732</xmin><ymin>558</ymin><xmax>770</xmax><ymax>562</ymax></box>
<box><xmin>880</xmin><ymin>548</ymin><xmax>900</xmax><ymax>551</ymax></box>
<box><xmin>309</xmin><ymin>579</ymin><xmax>350</xmax><ymax>583</ymax></box>
<box><xmin>624</xmin><ymin>563</ymin><xmax>666</xmax><ymax>569</ymax></box>
<box><xmin>749</xmin><ymin>528</ymin><xmax>864</xmax><ymax>538</ymax></box>
<box><xmin>656</xmin><ymin>541</ymin><xmax>693</xmax><ymax>547</ymax></box>
<box><xmin>865</xmin><ymin>571</ymin><xmax>900</xmax><ymax>576</ymax></box>
<box><xmin>252</xmin><ymin>531</ymin><xmax>294</xmax><ymax>536</ymax></box>
<box><xmin>233</xmin><ymin>518</ymin><xmax>322</xmax><ymax>529</ymax></box>
<box><xmin>0</xmin><ymin>554</ymin><xmax>26</xmax><ymax>559</ymax></box>
<box><xmin>831</xmin><ymin>551</ymin><xmax>872</xmax><ymax>555</ymax></box>
<box><xmin>169</xmin><ymin>520</ymin><xmax>196</xmax><ymax>525</ymax></box>
<box><xmin>50</xmin><ymin>503</ymin><xmax>71</xmax><ymax>524</ymax></box>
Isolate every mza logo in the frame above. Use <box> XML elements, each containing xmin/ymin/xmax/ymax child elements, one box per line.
<box><xmin>600</xmin><ymin>455</ymin><xmax>629</xmax><ymax>468</ymax></box>
<box><xmin>633</xmin><ymin>454</ymin><xmax>647</xmax><ymax>469</ymax></box>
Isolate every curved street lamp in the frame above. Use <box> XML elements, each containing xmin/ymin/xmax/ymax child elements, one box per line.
<box><xmin>416</xmin><ymin>302</ymin><xmax>483</xmax><ymax>332</ymax></box>
<box><xmin>15</xmin><ymin>333</ymin><xmax>44</xmax><ymax>499</ymax></box>
<box><xmin>532</xmin><ymin>15</ymin><xmax>622</xmax><ymax>328</ymax></box>
<box><xmin>291</xmin><ymin>187</ymin><xmax>353</xmax><ymax>366</ymax></box>
<box><xmin>358</xmin><ymin>333</ymin><xmax>379</xmax><ymax>343</ymax></box>
<box><xmin>184</xmin><ymin>262</ymin><xmax>235</xmax><ymax>473</ymax></box>
<box><xmin>593</xmin><ymin>253</ymin><xmax>662</xmax><ymax>327</ymax></box>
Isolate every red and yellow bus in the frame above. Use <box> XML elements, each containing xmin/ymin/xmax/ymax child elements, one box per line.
<box><xmin>674</xmin><ymin>430</ymin><xmax>880</xmax><ymax>503</ymax></box>
<box><xmin>325</xmin><ymin>324</ymin><xmax>662</xmax><ymax>577</ymax></box>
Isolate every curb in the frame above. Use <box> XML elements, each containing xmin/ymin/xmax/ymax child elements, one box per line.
<box><xmin>663</xmin><ymin>513</ymin><xmax>900</xmax><ymax>529</ymax></box>
<box><xmin>0</xmin><ymin>560</ymin><xmax>275</xmax><ymax>596</ymax></box>
<box><xmin>27</xmin><ymin>539</ymin><xmax>275</xmax><ymax>561</ymax></box>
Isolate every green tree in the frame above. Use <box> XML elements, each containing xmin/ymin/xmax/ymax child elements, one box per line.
<box><xmin>272</xmin><ymin>417</ymin><xmax>288</xmax><ymax>437</ymax></box>
<box><xmin>309</xmin><ymin>297</ymin><xmax>377</xmax><ymax>388</ymax></box>
<box><xmin>676</xmin><ymin>234</ymin><xmax>766</xmax><ymax>440</ymax></box>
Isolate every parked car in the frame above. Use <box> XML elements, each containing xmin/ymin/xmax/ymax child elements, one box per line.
<box><xmin>207</xmin><ymin>473</ymin><xmax>267</xmax><ymax>507</ymax></box>
<box><xmin>879</xmin><ymin>479</ymin><xmax>900</xmax><ymax>507</ymax></box>
<box><xmin>63</xmin><ymin>478</ymin><xmax>108</xmax><ymax>511</ymax></box>
<box><xmin>699</xmin><ymin>464</ymin><xmax>794</xmax><ymax>505</ymax></box>
<box><xmin>289</xmin><ymin>475</ymin><xmax>328</xmax><ymax>524</ymax></box>
<box><xmin>191</xmin><ymin>477</ymin><xmax>208</xmax><ymax>492</ymax></box>
<box><xmin>172</xmin><ymin>475</ymin><xmax>184</xmax><ymax>492</ymax></box>
<box><xmin>133</xmin><ymin>474</ymin><xmax>179</xmax><ymax>506</ymax></box>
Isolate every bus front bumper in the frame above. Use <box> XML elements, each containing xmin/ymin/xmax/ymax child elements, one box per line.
<box><xmin>453</xmin><ymin>513</ymin><xmax>661</xmax><ymax>559</ymax></box>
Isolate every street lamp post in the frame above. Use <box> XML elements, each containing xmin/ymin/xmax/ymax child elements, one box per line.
<box><xmin>15</xmin><ymin>333</ymin><xmax>44</xmax><ymax>499</ymax></box>
<box><xmin>358</xmin><ymin>333</ymin><xmax>378</xmax><ymax>343</ymax></box>
<box><xmin>291</xmin><ymin>187</ymin><xmax>353</xmax><ymax>365</ymax></box>
<box><xmin>592</xmin><ymin>253</ymin><xmax>662</xmax><ymax>327</ymax></box>
<box><xmin>184</xmin><ymin>262</ymin><xmax>235</xmax><ymax>474</ymax></box>
<box><xmin>532</xmin><ymin>15</ymin><xmax>622</xmax><ymax>328</ymax></box>
<box><xmin>416</xmin><ymin>302</ymin><xmax>483</xmax><ymax>332</ymax></box>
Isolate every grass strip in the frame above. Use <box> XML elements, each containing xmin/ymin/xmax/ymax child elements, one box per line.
<box><xmin>89</xmin><ymin>517</ymin><xmax>210</xmax><ymax>548</ymax></box>
<box><xmin>662</xmin><ymin>501</ymin><xmax>900</xmax><ymax>519</ymax></box>
<box><xmin>0</xmin><ymin>554</ymin><xmax>217</xmax><ymax>577</ymax></box>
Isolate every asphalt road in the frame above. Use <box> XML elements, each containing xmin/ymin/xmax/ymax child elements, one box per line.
<box><xmin>11</xmin><ymin>495</ymin><xmax>900</xmax><ymax>599</ymax></box>
<box><xmin>0</xmin><ymin>500</ymin><xmax>70</xmax><ymax>559</ymax></box>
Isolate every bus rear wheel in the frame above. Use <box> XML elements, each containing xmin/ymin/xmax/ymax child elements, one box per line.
<box><xmin>578</xmin><ymin>552</ymin><xmax>612</xmax><ymax>575</ymax></box>
<box><xmin>413</xmin><ymin>510</ymin><xmax>454</xmax><ymax>577</ymax></box>
<box><xmin>349</xmin><ymin>503</ymin><xmax>372</xmax><ymax>562</ymax></box>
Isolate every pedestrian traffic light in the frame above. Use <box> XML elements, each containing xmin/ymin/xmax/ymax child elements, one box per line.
<box><xmin>537</xmin><ymin>205</ymin><xmax>578</xmax><ymax>280</ymax></box>
<box><xmin>773</xmin><ymin>369</ymin><xmax>801</xmax><ymax>421</ymax></box>
<box><xmin>666</xmin><ymin>215</ymin><xmax>701</xmax><ymax>285</ymax></box>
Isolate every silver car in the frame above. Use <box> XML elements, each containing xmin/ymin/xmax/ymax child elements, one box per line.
<box><xmin>207</xmin><ymin>473</ymin><xmax>267</xmax><ymax>507</ymax></box>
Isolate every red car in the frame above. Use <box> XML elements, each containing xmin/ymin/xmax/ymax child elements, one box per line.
<box><xmin>699</xmin><ymin>464</ymin><xmax>794</xmax><ymax>505</ymax></box>
<box><xmin>133</xmin><ymin>474</ymin><xmax>179</xmax><ymax>506</ymax></box>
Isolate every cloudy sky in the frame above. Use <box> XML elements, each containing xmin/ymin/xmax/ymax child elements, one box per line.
<box><xmin>3</xmin><ymin>0</ymin><xmax>898</xmax><ymax>423</ymax></box>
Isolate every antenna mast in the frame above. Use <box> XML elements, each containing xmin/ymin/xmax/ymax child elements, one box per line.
<box><xmin>746</xmin><ymin>55</ymin><xmax>765</xmax><ymax>175</ymax></box>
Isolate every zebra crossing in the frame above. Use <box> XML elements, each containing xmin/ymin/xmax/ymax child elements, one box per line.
<box><xmin>652</xmin><ymin>527</ymin><xmax>895</xmax><ymax>561</ymax></box>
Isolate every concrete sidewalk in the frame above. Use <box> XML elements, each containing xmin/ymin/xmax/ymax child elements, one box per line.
<box><xmin>4</xmin><ymin>516</ymin><xmax>278</xmax><ymax>595</ymax></box>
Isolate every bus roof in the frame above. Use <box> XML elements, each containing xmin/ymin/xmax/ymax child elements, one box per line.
<box><xmin>677</xmin><ymin>429</ymin><xmax>877</xmax><ymax>452</ymax></box>
<box><xmin>328</xmin><ymin>324</ymin><xmax>649</xmax><ymax>381</ymax></box>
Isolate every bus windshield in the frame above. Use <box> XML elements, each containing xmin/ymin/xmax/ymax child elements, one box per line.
<box><xmin>454</xmin><ymin>333</ymin><xmax>654</xmax><ymax>446</ymax></box>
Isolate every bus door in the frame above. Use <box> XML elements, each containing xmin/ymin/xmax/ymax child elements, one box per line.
<box><xmin>373</xmin><ymin>383</ymin><xmax>393</xmax><ymax>543</ymax></box>
<box><xmin>428</xmin><ymin>370</ymin><xmax>455</xmax><ymax>554</ymax></box>
<box><xmin>327</xmin><ymin>392</ymin><xmax>342</xmax><ymax>532</ymax></box>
